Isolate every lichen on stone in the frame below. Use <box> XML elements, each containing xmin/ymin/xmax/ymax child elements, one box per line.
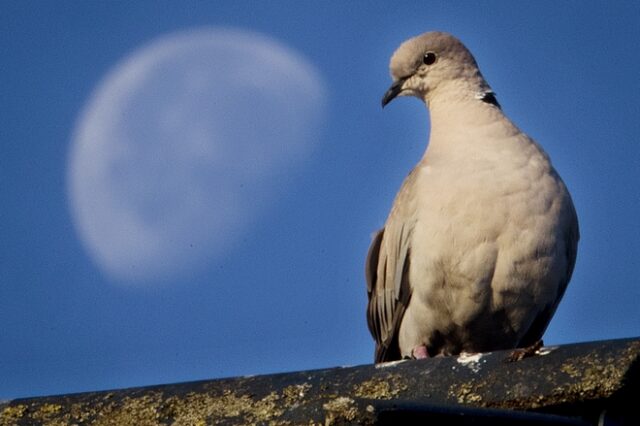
<box><xmin>283</xmin><ymin>383</ymin><xmax>312</xmax><ymax>402</ymax></box>
<box><xmin>450</xmin><ymin>382</ymin><xmax>483</xmax><ymax>404</ymax></box>
<box><xmin>353</xmin><ymin>374</ymin><xmax>407</xmax><ymax>400</ymax></box>
<box><xmin>30</xmin><ymin>403</ymin><xmax>63</xmax><ymax>424</ymax></box>
<box><xmin>1</xmin><ymin>404</ymin><xmax>27</xmax><ymax>426</ymax></box>
<box><xmin>91</xmin><ymin>392</ymin><xmax>163</xmax><ymax>426</ymax></box>
<box><xmin>162</xmin><ymin>389</ymin><xmax>285</xmax><ymax>425</ymax></box>
<box><xmin>323</xmin><ymin>397</ymin><xmax>358</xmax><ymax>425</ymax></box>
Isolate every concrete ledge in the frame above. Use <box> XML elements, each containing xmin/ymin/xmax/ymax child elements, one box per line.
<box><xmin>1</xmin><ymin>337</ymin><xmax>639</xmax><ymax>425</ymax></box>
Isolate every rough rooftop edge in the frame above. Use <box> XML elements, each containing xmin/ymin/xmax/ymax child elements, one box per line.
<box><xmin>1</xmin><ymin>337</ymin><xmax>638</xmax><ymax>425</ymax></box>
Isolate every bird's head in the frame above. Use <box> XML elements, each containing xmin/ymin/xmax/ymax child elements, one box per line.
<box><xmin>382</xmin><ymin>31</ymin><xmax>496</xmax><ymax>108</ymax></box>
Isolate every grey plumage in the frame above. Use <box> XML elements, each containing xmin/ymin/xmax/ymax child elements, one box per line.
<box><xmin>367</xmin><ymin>32</ymin><xmax>579</xmax><ymax>363</ymax></box>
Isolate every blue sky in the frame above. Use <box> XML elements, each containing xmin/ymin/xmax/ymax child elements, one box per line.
<box><xmin>1</xmin><ymin>1</ymin><xmax>639</xmax><ymax>400</ymax></box>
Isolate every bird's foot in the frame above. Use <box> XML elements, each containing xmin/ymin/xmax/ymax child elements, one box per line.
<box><xmin>411</xmin><ymin>345</ymin><xmax>429</xmax><ymax>359</ymax></box>
<box><xmin>505</xmin><ymin>340</ymin><xmax>544</xmax><ymax>362</ymax></box>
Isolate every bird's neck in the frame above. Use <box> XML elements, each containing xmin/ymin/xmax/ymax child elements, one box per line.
<box><xmin>428</xmin><ymin>94</ymin><xmax>505</xmax><ymax>130</ymax></box>
<box><xmin>422</xmin><ymin>94</ymin><xmax>524</xmax><ymax>163</ymax></box>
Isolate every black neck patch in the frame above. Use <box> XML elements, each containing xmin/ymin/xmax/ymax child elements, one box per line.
<box><xmin>480</xmin><ymin>91</ymin><xmax>501</xmax><ymax>108</ymax></box>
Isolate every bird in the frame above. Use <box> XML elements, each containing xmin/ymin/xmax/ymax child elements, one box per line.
<box><xmin>366</xmin><ymin>32</ymin><xmax>579</xmax><ymax>363</ymax></box>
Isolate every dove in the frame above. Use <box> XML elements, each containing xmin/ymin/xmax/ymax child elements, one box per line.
<box><xmin>366</xmin><ymin>32</ymin><xmax>579</xmax><ymax>362</ymax></box>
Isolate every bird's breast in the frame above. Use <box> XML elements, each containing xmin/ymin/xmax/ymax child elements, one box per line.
<box><xmin>399</xmin><ymin>142</ymin><xmax>571</xmax><ymax>352</ymax></box>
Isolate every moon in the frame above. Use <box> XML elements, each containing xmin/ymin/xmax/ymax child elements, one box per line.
<box><xmin>67</xmin><ymin>28</ymin><xmax>326</xmax><ymax>284</ymax></box>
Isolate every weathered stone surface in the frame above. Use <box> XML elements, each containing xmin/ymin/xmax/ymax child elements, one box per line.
<box><xmin>1</xmin><ymin>338</ymin><xmax>638</xmax><ymax>425</ymax></box>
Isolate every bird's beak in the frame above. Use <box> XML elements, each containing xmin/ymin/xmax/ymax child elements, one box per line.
<box><xmin>382</xmin><ymin>77</ymin><xmax>408</xmax><ymax>108</ymax></box>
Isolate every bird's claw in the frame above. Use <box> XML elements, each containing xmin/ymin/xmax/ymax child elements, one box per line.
<box><xmin>505</xmin><ymin>340</ymin><xmax>544</xmax><ymax>362</ymax></box>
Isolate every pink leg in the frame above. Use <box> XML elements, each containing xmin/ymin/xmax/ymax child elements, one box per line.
<box><xmin>411</xmin><ymin>345</ymin><xmax>429</xmax><ymax>359</ymax></box>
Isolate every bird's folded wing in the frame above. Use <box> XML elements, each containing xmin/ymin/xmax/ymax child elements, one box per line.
<box><xmin>366</xmin><ymin>222</ymin><xmax>413</xmax><ymax>362</ymax></box>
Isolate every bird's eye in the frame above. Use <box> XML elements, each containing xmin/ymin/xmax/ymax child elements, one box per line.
<box><xmin>423</xmin><ymin>52</ymin><xmax>437</xmax><ymax>65</ymax></box>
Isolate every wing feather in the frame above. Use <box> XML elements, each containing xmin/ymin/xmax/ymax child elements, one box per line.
<box><xmin>366</xmin><ymin>224</ymin><xmax>413</xmax><ymax>362</ymax></box>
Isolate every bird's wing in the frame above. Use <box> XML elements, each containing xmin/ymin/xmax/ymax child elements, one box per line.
<box><xmin>519</xmin><ymin>200</ymin><xmax>580</xmax><ymax>347</ymax></box>
<box><xmin>366</xmin><ymin>221</ymin><xmax>413</xmax><ymax>362</ymax></box>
